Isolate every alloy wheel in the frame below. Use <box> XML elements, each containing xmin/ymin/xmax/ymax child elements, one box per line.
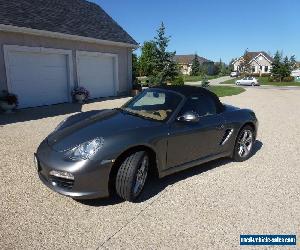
<box><xmin>133</xmin><ymin>155</ymin><xmax>149</xmax><ymax>196</ymax></box>
<box><xmin>237</xmin><ymin>129</ymin><xmax>253</xmax><ymax>157</ymax></box>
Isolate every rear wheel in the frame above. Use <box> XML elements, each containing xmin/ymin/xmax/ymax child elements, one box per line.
<box><xmin>232</xmin><ymin>125</ymin><xmax>254</xmax><ymax>162</ymax></box>
<box><xmin>115</xmin><ymin>151</ymin><xmax>149</xmax><ymax>201</ymax></box>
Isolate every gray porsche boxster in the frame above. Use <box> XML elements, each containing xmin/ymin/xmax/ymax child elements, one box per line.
<box><xmin>36</xmin><ymin>86</ymin><xmax>258</xmax><ymax>201</ymax></box>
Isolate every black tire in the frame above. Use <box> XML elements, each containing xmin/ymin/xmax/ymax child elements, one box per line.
<box><xmin>115</xmin><ymin>151</ymin><xmax>149</xmax><ymax>201</ymax></box>
<box><xmin>232</xmin><ymin>125</ymin><xmax>255</xmax><ymax>162</ymax></box>
<box><xmin>251</xmin><ymin>82</ymin><xmax>255</xmax><ymax>86</ymax></box>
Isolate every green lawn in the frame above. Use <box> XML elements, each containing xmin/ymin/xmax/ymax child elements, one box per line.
<box><xmin>220</xmin><ymin>76</ymin><xmax>300</xmax><ymax>86</ymax></box>
<box><xmin>220</xmin><ymin>77</ymin><xmax>242</xmax><ymax>85</ymax></box>
<box><xmin>183</xmin><ymin>75</ymin><xmax>219</xmax><ymax>82</ymax></box>
<box><xmin>256</xmin><ymin>77</ymin><xmax>300</xmax><ymax>86</ymax></box>
<box><xmin>208</xmin><ymin>86</ymin><xmax>245</xmax><ymax>97</ymax></box>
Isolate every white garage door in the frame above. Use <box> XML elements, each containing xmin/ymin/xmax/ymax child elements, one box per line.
<box><xmin>7</xmin><ymin>51</ymin><xmax>69</xmax><ymax>108</ymax></box>
<box><xmin>77</xmin><ymin>52</ymin><xmax>116</xmax><ymax>99</ymax></box>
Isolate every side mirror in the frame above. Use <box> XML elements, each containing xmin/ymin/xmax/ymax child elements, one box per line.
<box><xmin>177</xmin><ymin>111</ymin><xmax>200</xmax><ymax>123</ymax></box>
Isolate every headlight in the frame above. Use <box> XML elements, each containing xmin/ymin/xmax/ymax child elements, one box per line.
<box><xmin>67</xmin><ymin>137</ymin><xmax>104</xmax><ymax>160</ymax></box>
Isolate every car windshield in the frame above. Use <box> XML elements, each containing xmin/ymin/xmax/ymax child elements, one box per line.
<box><xmin>121</xmin><ymin>89</ymin><xmax>183</xmax><ymax>121</ymax></box>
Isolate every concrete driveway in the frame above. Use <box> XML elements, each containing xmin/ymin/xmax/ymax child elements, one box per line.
<box><xmin>1</xmin><ymin>88</ymin><xmax>300</xmax><ymax>249</ymax></box>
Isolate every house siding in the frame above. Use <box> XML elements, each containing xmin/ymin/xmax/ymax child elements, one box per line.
<box><xmin>233</xmin><ymin>54</ymin><xmax>272</xmax><ymax>74</ymax></box>
<box><xmin>0</xmin><ymin>31</ymin><xmax>132</xmax><ymax>95</ymax></box>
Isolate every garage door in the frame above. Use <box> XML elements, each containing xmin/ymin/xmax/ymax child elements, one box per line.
<box><xmin>77</xmin><ymin>52</ymin><xmax>116</xmax><ymax>99</ymax></box>
<box><xmin>7</xmin><ymin>51</ymin><xmax>69</xmax><ymax>108</ymax></box>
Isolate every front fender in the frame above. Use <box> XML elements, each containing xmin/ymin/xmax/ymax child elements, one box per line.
<box><xmin>93</xmin><ymin>125</ymin><xmax>169</xmax><ymax>174</ymax></box>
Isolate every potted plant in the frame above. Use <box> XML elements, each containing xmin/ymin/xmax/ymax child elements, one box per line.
<box><xmin>131</xmin><ymin>83</ymin><xmax>142</xmax><ymax>96</ymax></box>
<box><xmin>72</xmin><ymin>87</ymin><xmax>89</xmax><ymax>104</ymax></box>
<box><xmin>0</xmin><ymin>91</ymin><xmax>18</xmax><ymax>113</ymax></box>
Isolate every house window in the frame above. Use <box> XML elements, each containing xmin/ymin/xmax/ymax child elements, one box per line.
<box><xmin>252</xmin><ymin>66</ymin><xmax>256</xmax><ymax>72</ymax></box>
<box><xmin>264</xmin><ymin>66</ymin><xmax>269</xmax><ymax>72</ymax></box>
<box><xmin>259</xmin><ymin>66</ymin><xmax>262</xmax><ymax>70</ymax></box>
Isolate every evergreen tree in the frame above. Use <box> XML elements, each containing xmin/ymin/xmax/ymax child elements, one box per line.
<box><xmin>151</xmin><ymin>22</ymin><xmax>178</xmax><ymax>85</ymax></box>
<box><xmin>290</xmin><ymin>55</ymin><xmax>297</xmax><ymax>70</ymax></box>
<box><xmin>271</xmin><ymin>51</ymin><xmax>292</xmax><ymax>81</ymax></box>
<box><xmin>191</xmin><ymin>54</ymin><xmax>200</xmax><ymax>76</ymax></box>
<box><xmin>271</xmin><ymin>51</ymin><xmax>282</xmax><ymax>80</ymax></box>
<box><xmin>139</xmin><ymin>41</ymin><xmax>156</xmax><ymax>76</ymax></box>
<box><xmin>281</xmin><ymin>56</ymin><xmax>291</xmax><ymax>78</ymax></box>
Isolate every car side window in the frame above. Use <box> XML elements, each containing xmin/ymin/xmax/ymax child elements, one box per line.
<box><xmin>180</xmin><ymin>95</ymin><xmax>217</xmax><ymax>117</ymax></box>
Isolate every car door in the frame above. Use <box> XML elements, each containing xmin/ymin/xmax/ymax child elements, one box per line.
<box><xmin>241</xmin><ymin>77</ymin><xmax>247</xmax><ymax>85</ymax></box>
<box><xmin>166</xmin><ymin>94</ymin><xmax>226</xmax><ymax>169</ymax></box>
<box><xmin>247</xmin><ymin>77</ymin><xmax>253</xmax><ymax>85</ymax></box>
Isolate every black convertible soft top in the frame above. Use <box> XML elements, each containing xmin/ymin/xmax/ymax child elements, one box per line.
<box><xmin>154</xmin><ymin>85</ymin><xmax>225</xmax><ymax>113</ymax></box>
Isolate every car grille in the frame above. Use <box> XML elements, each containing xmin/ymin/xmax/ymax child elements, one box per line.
<box><xmin>49</xmin><ymin>176</ymin><xmax>74</xmax><ymax>189</ymax></box>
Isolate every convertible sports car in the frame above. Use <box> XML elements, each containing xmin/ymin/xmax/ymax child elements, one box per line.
<box><xmin>35</xmin><ymin>86</ymin><xmax>258</xmax><ymax>201</ymax></box>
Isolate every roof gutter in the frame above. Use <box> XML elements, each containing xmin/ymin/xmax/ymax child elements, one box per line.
<box><xmin>0</xmin><ymin>24</ymin><xmax>139</xmax><ymax>49</ymax></box>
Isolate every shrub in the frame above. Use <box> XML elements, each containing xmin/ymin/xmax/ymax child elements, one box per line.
<box><xmin>269</xmin><ymin>76</ymin><xmax>278</xmax><ymax>82</ymax></box>
<box><xmin>261</xmin><ymin>73</ymin><xmax>271</xmax><ymax>77</ymax></box>
<box><xmin>0</xmin><ymin>90</ymin><xmax>18</xmax><ymax>106</ymax></box>
<box><xmin>201</xmin><ymin>76</ymin><xmax>209</xmax><ymax>88</ymax></box>
<box><xmin>172</xmin><ymin>76</ymin><xmax>184</xmax><ymax>86</ymax></box>
<box><xmin>132</xmin><ymin>83</ymin><xmax>142</xmax><ymax>91</ymax></box>
<box><xmin>71</xmin><ymin>87</ymin><xmax>90</xmax><ymax>99</ymax></box>
<box><xmin>148</xmin><ymin>75</ymin><xmax>163</xmax><ymax>86</ymax></box>
<box><xmin>282</xmin><ymin>76</ymin><xmax>294</xmax><ymax>82</ymax></box>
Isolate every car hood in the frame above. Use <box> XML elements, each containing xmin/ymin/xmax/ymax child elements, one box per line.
<box><xmin>47</xmin><ymin>109</ymin><xmax>160</xmax><ymax>152</ymax></box>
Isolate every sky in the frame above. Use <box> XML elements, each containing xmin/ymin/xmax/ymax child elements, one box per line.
<box><xmin>92</xmin><ymin>0</ymin><xmax>299</xmax><ymax>63</ymax></box>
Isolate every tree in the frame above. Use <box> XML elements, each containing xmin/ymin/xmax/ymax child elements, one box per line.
<box><xmin>151</xmin><ymin>22</ymin><xmax>178</xmax><ymax>85</ymax></box>
<box><xmin>191</xmin><ymin>54</ymin><xmax>200</xmax><ymax>76</ymax></box>
<box><xmin>271</xmin><ymin>51</ymin><xmax>292</xmax><ymax>81</ymax></box>
<box><xmin>132</xmin><ymin>53</ymin><xmax>139</xmax><ymax>82</ymax></box>
<box><xmin>281</xmin><ymin>56</ymin><xmax>292</xmax><ymax>78</ymax></box>
<box><xmin>213</xmin><ymin>58</ymin><xmax>222</xmax><ymax>75</ymax></box>
<box><xmin>290</xmin><ymin>55</ymin><xmax>297</xmax><ymax>70</ymax></box>
<box><xmin>139</xmin><ymin>41</ymin><xmax>156</xmax><ymax>76</ymax></box>
<box><xmin>240</xmin><ymin>49</ymin><xmax>252</xmax><ymax>74</ymax></box>
<box><xmin>229</xmin><ymin>58</ymin><xmax>236</xmax><ymax>72</ymax></box>
<box><xmin>271</xmin><ymin>51</ymin><xmax>282</xmax><ymax>80</ymax></box>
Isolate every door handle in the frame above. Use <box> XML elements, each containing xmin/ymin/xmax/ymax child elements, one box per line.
<box><xmin>216</xmin><ymin>124</ymin><xmax>225</xmax><ymax>130</ymax></box>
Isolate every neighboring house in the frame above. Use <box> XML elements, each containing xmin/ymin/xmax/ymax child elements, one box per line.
<box><xmin>291</xmin><ymin>69</ymin><xmax>300</xmax><ymax>82</ymax></box>
<box><xmin>233</xmin><ymin>51</ymin><xmax>273</xmax><ymax>75</ymax></box>
<box><xmin>174</xmin><ymin>55</ymin><xmax>215</xmax><ymax>75</ymax></box>
<box><xmin>0</xmin><ymin>0</ymin><xmax>138</xmax><ymax>108</ymax></box>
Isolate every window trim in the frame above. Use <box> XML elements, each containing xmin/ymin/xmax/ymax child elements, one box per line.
<box><xmin>122</xmin><ymin>88</ymin><xmax>185</xmax><ymax>123</ymax></box>
<box><xmin>178</xmin><ymin>93</ymin><xmax>218</xmax><ymax>118</ymax></box>
<box><xmin>264</xmin><ymin>65</ymin><xmax>269</xmax><ymax>72</ymax></box>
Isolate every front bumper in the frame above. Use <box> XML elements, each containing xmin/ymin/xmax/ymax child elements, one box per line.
<box><xmin>35</xmin><ymin>140</ymin><xmax>113</xmax><ymax>199</ymax></box>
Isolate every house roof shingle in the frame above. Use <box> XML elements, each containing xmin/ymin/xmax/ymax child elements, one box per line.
<box><xmin>174</xmin><ymin>55</ymin><xmax>213</xmax><ymax>65</ymax></box>
<box><xmin>245</xmin><ymin>51</ymin><xmax>274</xmax><ymax>62</ymax></box>
<box><xmin>0</xmin><ymin>0</ymin><xmax>137</xmax><ymax>45</ymax></box>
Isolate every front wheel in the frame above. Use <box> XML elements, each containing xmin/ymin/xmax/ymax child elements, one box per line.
<box><xmin>232</xmin><ymin>125</ymin><xmax>255</xmax><ymax>162</ymax></box>
<box><xmin>115</xmin><ymin>151</ymin><xmax>149</xmax><ymax>201</ymax></box>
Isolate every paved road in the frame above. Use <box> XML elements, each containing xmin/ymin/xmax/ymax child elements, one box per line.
<box><xmin>187</xmin><ymin>76</ymin><xmax>300</xmax><ymax>90</ymax></box>
<box><xmin>1</xmin><ymin>88</ymin><xmax>300</xmax><ymax>249</ymax></box>
<box><xmin>186</xmin><ymin>76</ymin><xmax>232</xmax><ymax>86</ymax></box>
